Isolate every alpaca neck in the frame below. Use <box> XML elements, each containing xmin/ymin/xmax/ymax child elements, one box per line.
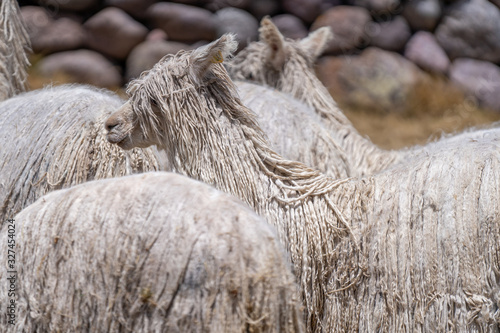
<box><xmin>0</xmin><ymin>0</ymin><xmax>30</xmax><ymax>101</ymax></box>
<box><xmin>283</xmin><ymin>71</ymin><xmax>402</xmax><ymax>176</ymax></box>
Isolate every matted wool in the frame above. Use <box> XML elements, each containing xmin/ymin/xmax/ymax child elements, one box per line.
<box><xmin>0</xmin><ymin>0</ymin><xmax>30</xmax><ymax>101</ymax></box>
<box><xmin>0</xmin><ymin>172</ymin><xmax>305</xmax><ymax>332</ymax></box>
<box><xmin>106</xmin><ymin>35</ymin><xmax>500</xmax><ymax>332</ymax></box>
<box><xmin>0</xmin><ymin>85</ymin><xmax>161</xmax><ymax>221</ymax></box>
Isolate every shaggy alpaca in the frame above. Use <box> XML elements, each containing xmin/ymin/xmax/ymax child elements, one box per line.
<box><xmin>106</xmin><ymin>35</ymin><xmax>500</xmax><ymax>332</ymax></box>
<box><xmin>1</xmin><ymin>172</ymin><xmax>304</xmax><ymax>332</ymax></box>
<box><xmin>0</xmin><ymin>85</ymin><xmax>161</xmax><ymax>221</ymax></box>
<box><xmin>237</xmin><ymin>81</ymin><xmax>350</xmax><ymax>178</ymax></box>
<box><xmin>0</xmin><ymin>1</ymin><xmax>162</xmax><ymax>221</ymax></box>
<box><xmin>229</xmin><ymin>18</ymin><xmax>500</xmax><ymax>176</ymax></box>
<box><xmin>0</xmin><ymin>0</ymin><xmax>30</xmax><ymax>101</ymax></box>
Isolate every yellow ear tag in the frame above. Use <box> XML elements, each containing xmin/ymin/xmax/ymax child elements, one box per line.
<box><xmin>210</xmin><ymin>50</ymin><xmax>224</xmax><ymax>64</ymax></box>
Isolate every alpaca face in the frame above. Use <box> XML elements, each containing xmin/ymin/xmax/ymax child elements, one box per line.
<box><xmin>105</xmin><ymin>101</ymin><xmax>159</xmax><ymax>150</ymax></box>
<box><xmin>228</xmin><ymin>17</ymin><xmax>332</xmax><ymax>90</ymax></box>
<box><xmin>105</xmin><ymin>34</ymin><xmax>238</xmax><ymax>151</ymax></box>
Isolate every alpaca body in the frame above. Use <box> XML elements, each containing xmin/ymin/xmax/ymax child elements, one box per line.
<box><xmin>228</xmin><ymin>19</ymin><xmax>500</xmax><ymax>176</ymax></box>
<box><xmin>106</xmin><ymin>36</ymin><xmax>500</xmax><ymax>332</ymax></box>
<box><xmin>0</xmin><ymin>85</ymin><xmax>161</xmax><ymax>221</ymax></box>
<box><xmin>1</xmin><ymin>172</ymin><xmax>304</xmax><ymax>332</ymax></box>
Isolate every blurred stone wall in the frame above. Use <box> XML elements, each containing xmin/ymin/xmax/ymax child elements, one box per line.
<box><xmin>19</xmin><ymin>0</ymin><xmax>500</xmax><ymax>112</ymax></box>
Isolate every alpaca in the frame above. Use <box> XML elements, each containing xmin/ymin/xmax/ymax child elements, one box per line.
<box><xmin>228</xmin><ymin>18</ymin><xmax>500</xmax><ymax>176</ymax></box>
<box><xmin>0</xmin><ymin>0</ymin><xmax>162</xmax><ymax>222</ymax></box>
<box><xmin>105</xmin><ymin>35</ymin><xmax>500</xmax><ymax>332</ymax></box>
<box><xmin>1</xmin><ymin>172</ymin><xmax>304</xmax><ymax>332</ymax></box>
<box><xmin>0</xmin><ymin>85</ymin><xmax>162</xmax><ymax>222</ymax></box>
<box><xmin>0</xmin><ymin>0</ymin><xmax>31</xmax><ymax>101</ymax></box>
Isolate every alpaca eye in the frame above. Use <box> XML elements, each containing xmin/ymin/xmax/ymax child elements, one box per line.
<box><xmin>150</xmin><ymin>99</ymin><xmax>158</xmax><ymax>107</ymax></box>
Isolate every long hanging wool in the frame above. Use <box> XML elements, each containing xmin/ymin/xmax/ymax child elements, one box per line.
<box><xmin>0</xmin><ymin>85</ymin><xmax>161</xmax><ymax>222</ymax></box>
<box><xmin>228</xmin><ymin>18</ymin><xmax>500</xmax><ymax>177</ymax></box>
<box><xmin>0</xmin><ymin>0</ymin><xmax>30</xmax><ymax>101</ymax></box>
<box><xmin>0</xmin><ymin>172</ymin><xmax>305</xmax><ymax>332</ymax></box>
<box><xmin>106</xmin><ymin>35</ymin><xmax>500</xmax><ymax>332</ymax></box>
<box><xmin>236</xmin><ymin>81</ymin><xmax>350</xmax><ymax>179</ymax></box>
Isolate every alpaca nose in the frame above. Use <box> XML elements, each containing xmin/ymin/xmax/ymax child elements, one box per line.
<box><xmin>105</xmin><ymin>117</ymin><xmax>120</xmax><ymax>132</ymax></box>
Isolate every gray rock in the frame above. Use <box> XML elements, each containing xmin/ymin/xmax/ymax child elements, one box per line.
<box><xmin>37</xmin><ymin>50</ymin><xmax>122</xmax><ymax>88</ymax></box>
<box><xmin>147</xmin><ymin>3</ymin><xmax>217</xmax><ymax>43</ymax></box>
<box><xmin>316</xmin><ymin>47</ymin><xmax>426</xmax><ymax>112</ymax></box>
<box><xmin>403</xmin><ymin>0</ymin><xmax>442</xmax><ymax>31</ymax></box>
<box><xmin>37</xmin><ymin>0</ymin><xmax>99</xmax><ymax>11</ymax></box>
<box><xmin>103</xmin><ymin>0</ymin><xmax>157</xmax><ymax>18</ymax></box>
<box><xmin>84</xmin><ymin>7</ymin><xmax>148</xmax><ymax>60</ymax></box>
<box><xmin>311</xmin><ymin>6</ymin><xmax>372</xmax><ymax>55</ymax></box>
<box><xmin>204</xmin><ymin>0</ymin><xmax>252</xmax><ymax>11</ymax></box>
<box><xmin>404</xmin><ymin>31</ymin><xmax>450</xmax><ymax>74</ymax></box>
<box><xmin>271</xmin><ymin>14</ymin><xmax>308</xmax><ymax>40</ymax></box>
<box><xmin>368</xmin><ymin>16</ymin><xmax>411</xmax><ymax>52</ymax></box>
<box><xmin>126</xmin><ymin>40</ymin><xmax>191</xmax><ymax>81</ymax></box>
<box><xmin>349</xmin><ymin>0</ymin><xmax>400</xmax><ymax>14</ymax></box>
<box><xmin>20</xmin><ymin>6</ymin><xmax>87</xmax><ymax>54</ymax></box>
<box><xmin>320</xmin><ymin>0</ymin><xmax>343</xmax><ymax>11</ymax></box>
<box><xmin>282</xmin><ymin>0</ymin><xmax>322</xmax><ymax>23</ymax></box>
<box><xmin>450</xmin><ymin>58</ymin><xmax>500</xmax><ymax>112</ymax></box>
<box><xmin>215</xmin><ymin>7</ymin><xmax>258</xmax><ymax>51</ymax></box>
<box><xmin>248</xmin><ymin>0</ymin><xmax>281</xmax><ymax>19</ymax></box>
<box><xmin>435</xmin><ymin>0</ymin><xmax>500</xmax><ymax>63</ymax></box>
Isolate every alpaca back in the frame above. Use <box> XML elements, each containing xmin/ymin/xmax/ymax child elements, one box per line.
<box><xmin>1</xmin><ymin>172</ymin><xmax>304</xmax><ymax>332</ymax></box>
<box><xmin>325</xmin><ymin>137</ymin><xmax>500</xmax><ymax>331</ymax></box>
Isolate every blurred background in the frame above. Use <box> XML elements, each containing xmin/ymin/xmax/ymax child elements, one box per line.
<box><xmin>18</xmin><ymin>0</ymin><xmax>500</xmax><ymax>148</ymax></box>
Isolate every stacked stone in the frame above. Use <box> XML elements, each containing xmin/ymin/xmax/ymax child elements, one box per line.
<box><xmin>20</xmin><ymin>0</ymin><xmax>500</xmax><ymax>112</ymax></box>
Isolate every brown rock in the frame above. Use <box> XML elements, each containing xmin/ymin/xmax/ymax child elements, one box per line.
<box><xmin>317</xmin><ymin>47</ymin><xmax>426</xmax><ymax>112</ymax></box>
<box><xmin>215</xmin><ymin>7</ymin><xmax>258</xmax><ymax>51</ymax></box>
<box><xmin>84</xmin><ymin>7</ymin><xmax>148</xmax><ymax>60</ymax></box>
<box><xmin>271</xmin><ymin>14</ymin><xmax>308</xmax><ymax>40</ymax></box>
<box><xmin>21</xmin><ymin>7</ymin><xmax>87</xmax><ymax>55</ymax></box>
<box><xmin>37</xmin><ymin>50</ymin><xmax>122</xmax><ymax>88</ymax></box>
<box><xmin>281</xmin><ymin>0</ymin><xmax>322</xmax><ymax>23</ymax></box>
<box><xmin>147</xmin><ymin>3</ymin><xmax>217</xmax><ymax>43</ymax></box>
<box><xmin>126</xmin><ymin>40</ymin><xmax>191</xmax><ymax>80</ymax></box>
<box><xmin>311</xmin><ymin>6</ymin><xmax>372</xmax><ymax>55</ymax></box>
<box><xmin>404</xmin><ymin>31</ymin><xmax>450</xmax><ymax>74</ymax></box>
<box><xmin>349</xmin><ymin>0</ymin><xmax>400</xmax><ymax>13</ymax></box>
<box><xmin>402</xmin><ymin>0</ymin><xmax>442</xmax><ymax>31</ymax></box>
<box><xmin>204</xmin><ymin>0</ymin><xmax>252</xmax><ymax>11</ymax></box>
<box><xmin>248</xmin><ymin>0</ymin><xmax>281</xmax><ymax>19</ymax></box>
<box><xmin>37</xmin><ymin>0</ymin><xmax>99</xmax><ymax>11</ymax></box>
<box><xmin>103</xmin><ymin>0</ymin><xmax>157</xmax><ymax>19</ymax></box>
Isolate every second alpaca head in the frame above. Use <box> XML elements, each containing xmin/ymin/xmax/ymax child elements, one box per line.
<box><xmin>228</xmin><ymin>17</ymin><xmax>332</xmax><ymax>92</ymax></box>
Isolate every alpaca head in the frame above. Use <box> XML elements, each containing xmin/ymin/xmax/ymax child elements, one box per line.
<box><xmin>105</xmin><ymin>34</ymin><xmax>240</xmax><ymax>151</ymax></box>
<box><xmin>228</xmin><ymin>17</ymin><xmax>332</xmax><ymax>90</ymax></box>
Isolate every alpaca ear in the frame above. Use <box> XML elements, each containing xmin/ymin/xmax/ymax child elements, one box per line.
<box><xmin>191</xmin><ymin>34</ymin><xmax>238</xmax><ymax>79</ymax></box>
<box><xmin>299</xmin><ymin>27</ymin><xmax>332</xmax><ymax>60</ymax></box>
<box><xmin>259</xmin><ymin>17</ymin><xmax>286</xmax><ymax>70</ymax></box>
